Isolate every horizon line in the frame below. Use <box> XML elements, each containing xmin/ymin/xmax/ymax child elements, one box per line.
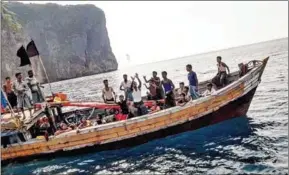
<box><xmin>128</xmin><ymin>36</ymin><xmax>287</xmax><ymax>67</ymax></box>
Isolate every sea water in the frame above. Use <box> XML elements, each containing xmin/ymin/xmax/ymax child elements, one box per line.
<box><xmin>2</xmin><ymin>38</ymin><xmax>288</xmax><ymax>174</ymax></box>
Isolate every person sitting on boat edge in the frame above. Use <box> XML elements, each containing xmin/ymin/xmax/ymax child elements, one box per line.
<box><xmin>115</xmin><ymin>94</ymin><xmax>129</xmax><ymax>115</ymax></box>
<box><xmin>130</xmin><ymin>73</ymin><xmax>148</xmax><ymax>116</ymax></box>
<box><xmin>183</xmin><ymin>86</ymin><xmax>191</xmax><ymax>101</ymax></box>
<box><xmin>174</xmin><ymin>82</ymin><xmax>185</xmax><ymax>100</ymax></box>
<box><xmin>149</xmin><ymin>101</ymin><xmax>161</xmax><ymax>114</ymax></box>
<box><xmin>126</xmin><ymin>101</ymin><xmax>136</xmax><ymax>118</ymax></box>
<box><xmin>102</xmin><ymin>79</ymin><xmax>116</xmax><ymax>104</ymax></box>
<box><xmin>176</xmin><ymin>93</ymin><xmax>189</xmax><ymax>106</ymax></box>
<box><xmin>92</xmin><ymin>114</ymin><xmax>103</xmax><ymax>125</ymax></box>
<box><xmin>12</xmin><ymin>72</ymin><xmax>33</xmax><ymax>119</ymax></box>
<box><xmin>212</xmin><ymin>56</ymin><xmax>230</xmax><ymax>88</ymax></box>
<box><xmin>39</xmin><ymin>116</ymin><xmax>50</xmax><ymax>130</ymax></box>
<box><xmin>238</xmin><ymin>60</ymin><xmax>262</xmax><ymax>77</ymax></box>
<box><xmin>26</xmin><ymin>70</ymin><xmax>45</xmax><ymax>105</ymax></box>
<box><xmin>202</xmin><ymin>83</ymin><xmax>217</xmax><ymax>97</ymax></box>
<box><xmin>65</xmin><ymin>110</ymin><xmax>85</xmax><ymax>128</ymax></box>
<box><xmin>54</xmin><ymin>122</ymin><xmax>73</xmax><ymax>136</ymax></box>
<box><xmin>238</xmin><ymin>63</ymin><xmax>248</xmax><ymax>77</ymax></box>
<box><xmin>120</xmin><ymin>74</ymin><xmax>133</xmax><ymax>101</ymax></box>
<box><xmin>101</xmin><ymin>109</ymin><xmax>116</xmax><ymax>123</ymax></box>
<box><xmin>74</xmin><ymin>110</ymin><xmax>85</xmax><ymax>126</ymax></box>
<box><xmin>78</xmin><ymin>117</ymin><xmax>92</xmax><ymax>129</ymax></box>
<box><xmin>36</xmin><ymin>116</ymin><xmax>52</xmax><ymax>140</ymax></box>
<box><xmin>144</xmin><ymin>71</ymin><xmax>163</xmax><ymax>99</ymax></box>
<box><xmin>114</xmin><ymin>109</ymin><xmax>128</xmax><ymax>121</ymax></box>
<box><xmin>114</xmin><ymin>95</ymin><xmax>134</xmax><ymax>119</ymax></box>
<box><xmin>186</xmin><ymin>64</ymin><xmax>200</xmax><ymax>100</ymax></box>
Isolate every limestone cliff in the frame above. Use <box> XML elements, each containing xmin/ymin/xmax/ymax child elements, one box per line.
<box><xmin>1</xmin><ymin>2</ymin><xmax>118</xmax><ymax>83</ymax></box>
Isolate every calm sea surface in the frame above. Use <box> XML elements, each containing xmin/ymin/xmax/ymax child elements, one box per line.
<box><xmin>3</xmin><ymin>38</ymin><xmax>288</xmax><ymax>174</ymax></box>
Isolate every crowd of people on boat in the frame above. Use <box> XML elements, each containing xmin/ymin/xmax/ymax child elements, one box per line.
<box><xmin>2</xmin><ymin>56</ymin><xmax>236</xmax><ymax>138</ymax></box>
<box><xmin>98</xmin><ymin>56</ymin><xmax>233</xmax><ymax>121</ymax></box>
<box><xmin>2</xmin><ymin>70</ymin><xmax>45</xmax><ymax>118</ymax></box>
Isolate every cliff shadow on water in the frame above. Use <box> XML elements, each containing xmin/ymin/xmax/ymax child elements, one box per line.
<box><xmin>1</xmin><ymin>2</ymin><xmax>118</xmax><ymax>83</ymax></box>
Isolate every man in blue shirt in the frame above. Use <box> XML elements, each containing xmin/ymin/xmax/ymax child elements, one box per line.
<box><xmin>1</xmin><ymin>90</ymin><xmax>8</xmax><ymax>110</ymax></box>
<box><xmin>186</xmin><ymin>64</ymin><xmax>199</xmax><ymax>100</ymax></box>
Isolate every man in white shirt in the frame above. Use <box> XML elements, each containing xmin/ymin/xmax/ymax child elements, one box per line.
<box><xmin>202</xmin><ymin>83</ymin><xmax>216</xmax><ymax>97</ymax></box>
<box><xmin>25</xmin><ymin>70</ymin><xmax>45</xmax><ymax>104</ymax></box>
<box><xmin>119</xmin><ymin>74</ymin><xmax>133</xmax><ymax>101</ymax></box>
<box><xmin>12</xmin><ymin>72</ymin><xmax>33</xmax><ymax>119</ymax></box>
<box><xmin>175</xmin><ymin>82</ymin><xmax>185</xmax><ymax>100</ymax></box>
<box><xmin>130</xmin><ymin>73</ymin><xmax>148</xmax><ymax>116</ymax></box>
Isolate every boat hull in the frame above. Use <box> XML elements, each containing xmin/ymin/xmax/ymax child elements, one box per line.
<box><xmin>1</xmin><ymin>57</ymin><xmax>269</xmax><ymax>166</ymax></box>
<box><xmin>2</xmin><ymin>87</ymin><xmax>257</xmax><ymax>166</ymax></box>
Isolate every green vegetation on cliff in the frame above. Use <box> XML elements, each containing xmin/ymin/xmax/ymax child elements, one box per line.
<box><xmin>1</xmin><ymin>3</ymin><xmax>22</xmax><ymax>32</ymax></box>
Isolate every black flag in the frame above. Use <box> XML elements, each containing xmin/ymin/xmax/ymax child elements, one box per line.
<box><xmin>17</xmin><ymin>45</ymin><xmax>31</xmax><ymax>67</ymax></box>
<box><xmin>26</xmin><ymin>40</ymin><xmax>39</xmax><ymax>58</ymax></box>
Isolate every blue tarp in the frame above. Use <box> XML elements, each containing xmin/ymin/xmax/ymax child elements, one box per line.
<box><xmin>1</xmin><ymin>90</ymin><xmax>7</xmax><ymax>109</ymax></box>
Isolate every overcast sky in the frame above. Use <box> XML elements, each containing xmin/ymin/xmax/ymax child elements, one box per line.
<box><xmin>21</xmin><ymin>1</ymin><xmax>288</xmax><ymax>67</ymax></box>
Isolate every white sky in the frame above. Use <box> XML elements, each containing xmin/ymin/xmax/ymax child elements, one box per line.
<box><xmin>21</xmin><ymin>1</ymin><xmax>288</xmax><ymax>67</ymax></box>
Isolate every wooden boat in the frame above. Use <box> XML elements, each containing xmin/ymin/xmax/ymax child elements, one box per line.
<box><xmin>1</xmin><ymin>57</ymin><xmax>269</xmax><ymax>165</ymax></box>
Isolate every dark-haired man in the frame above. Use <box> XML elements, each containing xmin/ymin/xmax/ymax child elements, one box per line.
<box><xmin>202</xmin><ymin>83</ymin><xmax>217</xmax><ymax>97</ymax></box>
<box><xmin>144</xmin><ymin>71</ymin><xmax>163</xmax><ymax>99</ymax></box>
<box><xmin>26</xmin><ymin>70</ymin><xmax>45</xmax><ymax>104</ymax></box>
<box><xmin>131</xmin><ymin>73</ymin><xmax>148</xmax><ymax>116</ymax></box>
<box><xmin>119</xmin><ymin>74</ymin><xmax>133</xmax><ymax>101</ymax></box>
<box><xmin>12</xmin><ymin>72</ymin><xmax>33</xmax><ymax>119</ymax></box>
<box><xmin>175</xmin><ymin>82</ymin><xmax>185</xmax><ymax>99</ymax></box>
<box><xmin>161</xmin><ymin>71</ymin><xmax>175</xmax><ymax>108</ymax></box>
<box><xmin>186</xmin><ymin>64</ymin><xmax>199</xmax><ymax>100</ymax></box>
<box><xmin>102</xmin><ymin>79</ymin><xmax>116</xmax><ymax>103</ymax></box>
<box><xmin>212</xmin><ymin>56</ymin><xmax>230</xmax><ymax>88</ymax></box>
<box><xmin>116</xmin><ymin>94</ymin><xmax>129</xmax><ymax>115</ymax></box>
<box><xmin>3</xmin><ymin>77</ymin><xmax>17</xmax><ymax>108</ymax></box>
<box><xmin>144</xmin><ymin>71</ymin><xmax>161</xmax><ymax>86</ymax></box>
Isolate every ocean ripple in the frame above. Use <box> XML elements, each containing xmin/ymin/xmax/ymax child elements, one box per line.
<box><xmin>2</xmin><ymin>38</ymin><xmax>288</xmax><ymax>175</ymax></box>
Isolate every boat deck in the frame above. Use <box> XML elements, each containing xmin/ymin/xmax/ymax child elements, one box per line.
<box><xmin>1</xmin><ymin>109</ymin><xmax>35</xmax><ymax>123</ymax></box>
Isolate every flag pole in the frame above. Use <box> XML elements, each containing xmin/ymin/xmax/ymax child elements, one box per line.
<box><xmin>26</xmin><ymin>39</ymin><xmax>53</xmax><ymax>97</ymax></box>
<box><xmin>38</xmin><ymin>55</ymin><xmax>53</xmax><ymax>96</ymax></box>
<box><xmin>1</xmin><ymin>88</ymin><xmax>16</xmax><ymax>117</ymax></box>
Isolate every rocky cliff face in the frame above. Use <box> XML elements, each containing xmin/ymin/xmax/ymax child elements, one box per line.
<box><xmin>1</xmin><ymin>2</ymin><xmax>118</xmax><ymax>83</ymax></box>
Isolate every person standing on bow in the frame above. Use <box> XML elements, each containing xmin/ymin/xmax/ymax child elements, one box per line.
<box><xmin>119</xmin><ymin>74</ymin><xmax>133</xmax><ymax>101</ymax></box>
<box><xmin>102</xmin><ymin>79</ymin><xmax>116</xmax><ymax>104</ymax></box>
<box><xmin>161</xmin><ymin>71</ymin><xmax>176</xmax><ymax>108</ymax></box>
<box><xmin>144</xmin><ymin>71</ymin><xmax>163</xmax><ymax>99</ymax></box>
<box><xmin>26</xmin><ymin>70</ymin><xmax>45</xmax><ymax>104</ymax></box>
<box><xmin>3</xmin><ymin>77</ymin><xmax>17</xmax><ymax>109</ymax></box>
<box><xmin>130</xmin><ymin>73</ymin><xmax>148</xmax><ymax>116</ymax></box>
<box><xmin>212</xmin><ymin>56</ymin><xmax>230</xmax><ymax>88</ymax></box>
<box><xmin>12</xmin><ymin>72</ymin><xmax>33</xmax><ymax>119</ymax></box>
<box><xmin>186</xmin><ymin>64</ymin><xmax>199</xmax><ymax>100</ymax></box>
